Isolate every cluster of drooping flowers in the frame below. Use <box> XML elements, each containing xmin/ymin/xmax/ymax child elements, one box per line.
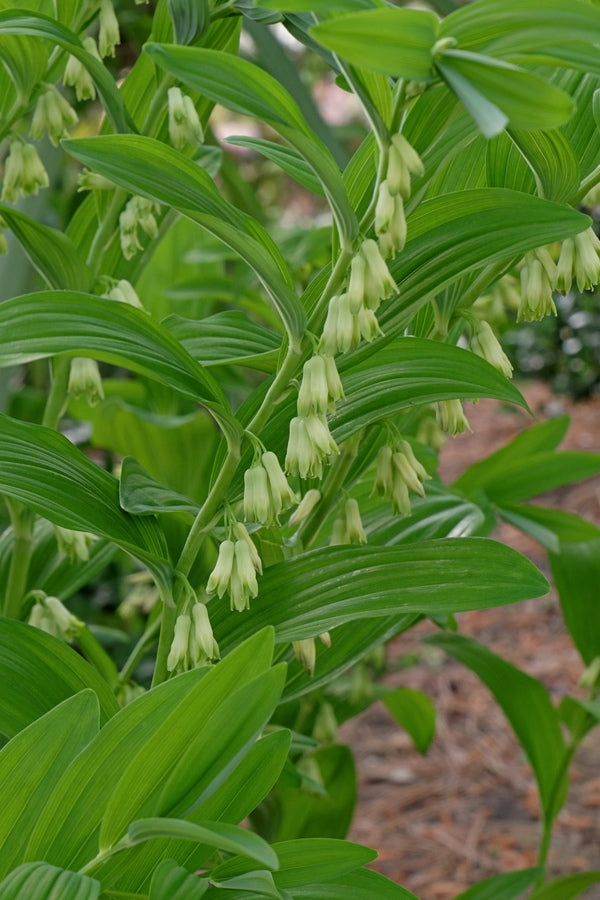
<box><xmin>167</xmin><ymin>598</ymin><xmax>220</xmax><ymax>674</ymax></box>
<box><xmin>167</xmin><ymin>87</ymin><xmax>204</xmax><ymax>152</ymax></box>
<box><xmin>28</xmin><ymin>593</ymin><xmax>83</xmax><ymax>642</ymax></box>
<box><xmin>330</xmin><ymin>498</ymin><xmax>367</xmax><ymax>545</ymax></box>
<box><xmin>436</xmin><ymin>399</ymin><xmax>471</xmax><ymax>436</ymax></box>
<box><xmin>244</xmin><ymin>450</ymin><xmax>298</xmax><ymax>525</ymax></box>
<box><xmin>63</xmin><ymin>37</ymin><xmax>102</xmax><ymax>101</ymax></box>
<box><xmin>518</xmin><ymin>248</ymin><xmax>557</xmax><ymax>322</ymax></box>
<box><xmin>555</xmin><ymin>228</ymin><xmax>600</xmax><ymax>294</ymax></box>
<box><xmin>119</xmin><ymin>196</ymin><xmax>160</xmax><ymax>259</ymax></box>
<box><xmin>30</xmin><ymin>84</ymin><xmax>78</xmax><ymax>145</ymax></box>
<box><xmin>206</xmin><ymin>533</ymin><xmax>259</xmax><ymax>612</ymax></box>
<box><xmin>375</xmin><ymin>134</ymin><xmax>424</xmax><ymax>258</ymax></box>
<box><xmin>374</xmin><ymin>439</ymin><xmax>431</xmax><ymax>516</ymax></box>
<box><xmin>286</xmin><ymin>354</ymin><xmax>343</xmax><ymax>480</ymax></box>
<box><xmin>54</xmin><ymin>525</ymin><xmax>94</xmax><ymax>562</ymax></box>
<box><xmin>1</xmin><ymin>141</ymin><xmax>49</xmax><ymax>203</ymax></box>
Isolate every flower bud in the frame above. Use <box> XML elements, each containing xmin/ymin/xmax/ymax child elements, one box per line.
<box><xmin>30</xmin><ymin>85</ymin><xmax>78</xmax><ymax>145</ymax></box>
<box><xmin>206</xmin><ymin>539</ymin><xmax>235</xmax><ymax>597</ymax></box>
<box><xmin>98</xmin><ymin>0</ymin><xmax>120</xmax><ymax>57</ymax></box>
<box><xmin>391</xmin><ymin>477</ymin><xmax>411</xmax><ymax>516</ymax></box>
<box><xmin>293</xmin><ymin>637</ymin><xmax>316</xmax><ymax>675</ymax></box>
<box><xmin>63</xmin><ymin>37</ymin><xmax>101</xmax><ymax>101</ymax></box>
<box><xmin>343</xmin><ymin>498</ymin><xmax>367</xmax><ymax>544</ymax></box>
<box><xmin>387</xmin><ymin>133</ymin><xmax>424</xmax><ymax>199</ymax></box>
<box><xmin>168</xmin><ymin>86</ymin><xmax>204</xmax><ymax>151</ymax></box>
<box><xmin>55</xmin><ymin>525</ymin><xmax>92</xmax><ymax>562</ymax></box>
<box><xmin>167</xmin><ymin>613</ymin><xmax>191</xmax><ymax>672</ymax></box>
<box><xmin>319</xmin><ymin>631</ymin><xmax>331</xmax><ymax>648</ymax></box>
<box><xmin>375</xmin><ymin>180</ymin><xmax>407</xmax><ymax>258</ymax></box>
<box><xmin>374</xmin><ymin>445</ymin><xmax>394</xmax><ymax>498</ymax></box>
<box><xmin>45</xmin><ymin>595</ymin><xmax>84</xmax><ymax>642</ymax></box>
<box><xmin>68</xmin><ymin>357</ymin><xmax>104</xmax><ymax>406</ymax></box>
<box><xmin>288</xmin><ymin>488</ymin><xmax>321</xmax><ymax>526</ymax></box>
<box><xmin>470</xmin><ymin>320</ymin><xmax>513</xmax><ymax>379</ymax></box>
<box><xmin>77</xmin><ymin>169</ymin><xmax>114</xmax><ymax>191</ymax></box>
<box><xmin>361</xmin><ymin>239</ymin><xmax>397</xmax><ymax>310</ymax></box>
<box><xmin>393</xmin><ymin>451</ymin><xmax>426</xmax><ymax>497</ymax></box>
<box><xmin>104</xmin><ymin>278</ymin><xmax>144</xmax><ymax>309</ymax></box>
<box><xmin>436</xmin><ymin>399</ymin><xmax>471</xmax><ymax>435</ymax></box>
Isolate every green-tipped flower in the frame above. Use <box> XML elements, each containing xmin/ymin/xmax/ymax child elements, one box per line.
<box><xmin>189</xmin><ymin>602</ymin><xmax>220</xmax><ymax>666</ymax></box>
<box><xmin>244</xmin><ymin>464</ymin><xmax>271</xmax><ymax>524</ymax></box>
<box><xmin>119</xmin><ymin>196</ymin><xmax>159</xmax><ymax>260</ymax></box>
<box><xmin>289</xmin><ymin>488</ymin><xmax>321</xmax><ymax>526</ymax></box>
<box><xmin>63</xmin><ymin>37</ymin><xmax>101</xmax><ymax>101</ymax></box>
<box><xmin>229</xmin><ymin>540</ymin><xmax>259</xmax><ymax>611</ymax></box>
<box><xmin>573</xmin><ymin>228</ymin><xmax>600</xmax><ymax>292</ymax></box>
<box><xmin>375</xmin><ymin>180</ymin><xmax>407</xmax><ymax>258</ymax></box>
<box><xmin>98</xmin><ymin>0</ymin><xmax>120</xmax><ymax>57</ymax></box>
<box><xmin>206</xmin><ymin>539</ymin><xmax>235</xmax><ymax>598</ymax></box>
<box><xmin>387</xmin><ymin>133</ymin><xmax>424</xmax><ymax>200</ymax></box>
<box><xmin>416</xmin><ymin>412</ymin><xmax>446</xmax><ymax>452</ymax></box>
<box><xmin>286</xmin><ymin>415</ymin><xmax>338</xmax><ymax>480</ymax></box>
<box><xmin>554</xmin><ymin>238</ymin><xmax>575</xmax><ymax>295</ymax></box>
<box><xmin>262</xmin><ymin>450</ymin><xmax>298</xmax><ymax>515</ymax></box>
<box><xmin>167</xmin><ymin>613</ymin><xmax>191</xmax><ymax>672</ymax></box>
<box><xmin>357</xmin><ymin>306</ymin><xmax>383</xmax><ymax>343</ymax></box>
<box><xmin>77</xmin><ymin>169</ymin><xmax>114</xmax><ymax>191</ymax></box>
<box><xmin>374</xmin><ymin>445</ymin><xmax>394</xmax><ymax>498</ymax></box>
<box><xmin>1</xmin><ymin>141</ymin><xmax>49</xmax><ymax>202</ymax></box>
<box><xmin>68</xmin><ymin>357</ymin><xmax>104</xmax><ymax>406</ymax></box>
<box><xmin>375</xmin><ymin>440</ymin><xmax>430</xmax><ymax>515</ymax></box>
<box><xmin>30</xmin><ymin>85</ymin><xmax>78</xmax><ymax>145</ymax></box>
<box><xmin>104</xmin><ymin>278</ymin><xmax>144</xmax><ymax>309</ymax></box>
<box><xmin>55</xmin><ymin>525</ymin><xmax>93</xmax><ymax>562</ymax></box>
<box><xmin>319</xmin><ymin>293</ymin><xmax>360</xmax><ymax>355</ymax></box>
<box><xmin>349</xmin><ymin>239</ymin><xmax>397</xmax><ymax>314</ymax></box>
<box><xmin>470</xmin><ymin>320</ymin><xmax>513</xmax><ymax>379</ymax></box>
<box><xmin>293</xmin><ymin>637</ymin><xmax>316</xmax><ymax>675</ymax></box>
<box><xmin>436</xmin><ymin>399</ymin><xmax>471</xmax><ymax>435</ymax></box>
<box><xmin>232</xmin><ymin>521</ymin><xmax>263</xmax><ymax>574</ymax></box>
<box><xmin>298</xmin><ymin>354</ymin><xmax>344</xmax><ymax>416</ymax></box>
<box><xmin>518</xmin><ymin>250</ymin><xmax>557</xmax><ymax>322</ymax></box>
<box><xmin>168</xmin><ymin>86</ymin><xmax>204</xmax><ymax>151</ymax></box>
<box><xmin>29</xmin><ymin>594</ymin><xmax>83</xmax><ymax>642</ymax></box>
<box><xmin>331</xmin><ymin>498</ymin><xmax>367</xmax><ymax>545</ymax></box>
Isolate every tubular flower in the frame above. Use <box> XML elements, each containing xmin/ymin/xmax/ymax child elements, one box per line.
<box><xmin>168</xmin><ymin>86</ymin><xmax>204</xmax><ymax>151</ymax></box>
<box><xmin>68</xmin><ymin>357</ymin><xmax>104</xmax><ymax>406</ymax></box>
<box><xmin>119</xmin><ymin>196</ymin><xmax>159</xmax><ymax>259</ymax></box>
<box><xmin>319</xmin><ymin>293</ymin><xmax>360</xmax><ymax>355</ymax></box>
<box><xmin>30</xmin><ymin>85</ymin><xmax>78</xmax><ymax>145</ymax></box>
<box><xmin>285</xmin><ymin>415</ymin><xmax>339</xmax><ymax>480</ymax></box>
<box><xmin>262</xmin><ymin>451</ymin><xmax>298</xmax><ymax>515</ymax></box>
<box><xmin>374</xmin><ymin>440</ymin><xmax>431</xmax><ymax>515</ymax></box>
<box><xmin>567</xmin><ymin>228</ymin><xmax>600</xmax><ymax>292</ymax></box>
<box><xmin>229</xmin><ymin>540</ymin><xmax>259</xmax><ymax>611</ymax></box>
<box><xmin>518</xmin><ymin>250</ymin><xmax>557</xmax><ymax>322</ymax></box>
<box><xmin>189</xmin><ymin>603</ymin><xmax>220</xmax><ymax>666</ymax></box>
<box><xmin>387</xmin><ymin>133</ymin><xmax>424</xmax><ymax>200</ymax></box>
<box><xmin>29</xmin><ymin>595</ymin><xmax>83</xmax><ymax>642</ymax></box>
<box><xmin>232</xmin><ymin>521</ymin><xmax>262</xmax><ymax>575</ymax></box>
<box><xmin>293</xmin><ymin>637</ymin><xmax>317</xmax><ymax>676</ymax></box>
<box><xmin>63</xmin><ymin>37</ymin><xmax>101</xmax><ymax>101</ymax></box>
<box><xmin>104</xmin><ymin>278</ymin><xmax>144</xmax><ymax>309</ymax></box>
<box><xmin>298</xmin><ymin>354</ymin><xmax>344</xmax><ymax>416</ymax></box>
<box><xmin>167</xmin><ymin>614</ymin><xmax>191</xmax><ymax>673</ymax></box>
<box><xmin>98</xmin><ymin>0</ymin><xmax>120</xmax><ymax>57</ymax></box>
<box><xmin>330</xmin><ymin>497</ymin><xmax>367</xmax><ymax>545</ymax></box>
<box><xmin>348</xmin><ymin>239</ymin><xmax>397</xmax><ymax>314</ymax></box>
<box><xmin>356</xmin><ymin>306</ymin><xmax>384</xmax><ymax>343</ymax></box>
<box><xmin>1</xmin><ymin>142</ymin><xmax>49</xmax><ymax>202</ymax></box>
<box><xmin>436</xmin><ymin>399</ymin><xmax>472</xmax><ymax>436</ymax></box>
<box><xmin>470</xmin><ymin>320</ymin><xmax>513</xmax><ymax>379</ymax></box>
<box><xmin>55</xmin><ymin>526</ymin><xmax>93</xmax><ymax>563</ymax></box>
<box><xmin>243</xmin><ymin>464</ymin><xmax>271</xmax><ymax>524</ymax></box>
<box><xmin>288</xmin><ymin>488</ymin><xmax>321</xmax><ymax>526</ymax></box>
<box><xmin>375</xmin><ymin>180</ymin><xmax>407</xmax><ymax>258</ymax></box>
<box><xmin>206</xmin><ymin>539</ymin><xmax>235</xmax><ymax>598</ymax></box>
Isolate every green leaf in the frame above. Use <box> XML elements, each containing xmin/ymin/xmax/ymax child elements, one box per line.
<box><xmin>0</xmin><ymin>204</ymin><xmax>92</xmax><ymax>291</ymax></box>
<box><xmin>452</xmin><ymin>416</ymin><xmax>570</xmax><ymax>495</ymax></box>
<box><xmin>224</xmin><ymin>137</ymin><xmax>324</xmax><ymax>196</ymax></box>
<box><xmin>119</xmin><ymin>456</ymin><xmax>199</xmax><ymax>517</ymax></box>
<box><xmin>382</xmin><ymin>191</ymin><xmax>590</xmax><ymax>334</ymax></box>
<box><xmin>275</xmin><ymin>745</ymin><xmax>357</xmax><ymax>841</ymax></box>
<box><xmin>549</xmin><ymin>540</ymin><xmax>600</xmax><ymax>666</ymax></box>
<box><xmin>497</xmin><ymin>505</ymin><xmax>600</xmax><ymax>554</ymax></box>
<box><xmin>143</xmin><ymin>44</ymin><xmax>358</xmax><ymax>243</ymax></box>
<box><xmin>285</xmin><ymin>867</ymin><xmax>420</xmax><ymax>899</ymax></box>
<box><xmin>150</xmin><ymin>860</ymin><xmax>208</xmax><ymax>900</ymax></box>
<box><xmin>529</xmin><ymin>871</ymin><xmax>600</xmax><ymax>900</ymax></box>
<box><xmin>507</xmin><ymin>129</ymin><xmax>580</xmax><ymax>203</ymax></box>
<box><xmin>0</xmin><ymin>291</ymin><xmax>227</xmax><ymax>409</ymax></box>
<box><xmin>364</xmin><ymin>490</ymin><xmax>486</xmax><ymax>546</ymax></box>
<box><xmin>383</xmin><ymin>687</ymin><xmax>436</xmax><ymax>755</ymax></box>
<box><xmin>256</xmin><ymin>0</ymin><xmax>368</xmax><ymax>9</ymax></box>
<box><xmin>426</xmin><ymin>634</ymin><xmax>566</xmax><ymax>819</ymax></box>
<box><xmin>0</xmin><ymin>414</ymin><xmax>169</xmax><ymax>566</ymax></box>
<box><xmin>62</xmin><ymin>136</ymin><xmax>305</xmax><ymax>345</ymax></box>
<box><xmin>163</xmin><ymin>311</ymin><xmax>281</xmax><ymax>372</ymax></box>
<box><xmin>310</xmin><ymin>9</ymin><xmax>439</xmax><ymax>81</ymax></box>
<box><xmin>457</xmin><ymin>451</ymin><xmax>600</xmax><ymax>504</ymax></box>
<box><xmin>212</xmin><ymin>538</ymin><xmax>548</xmax><ymax>647</ymax></box>
<box><xmin>332</xmin><ymin>338</ymin><xmax>526</xmax><ymax>441</ymax></box>
<box><xmin>453</xmin><ymin>868</ymin><xmax>541</xmax><ymax>900</ymax></box>
<box><xmin>167</xmin><ymin>0</ymin><xmax>208</xmax><ymax>44</ymax></box>
<box><xmin>0</xmin><ymin>862</ymin><xmax>100</xmax><ymax>900</ymax></box>
<box><xmin>437</xmin><ymin>50</ymin><xmax>574</xmax><ymax>137</ymax></box>
<box><xmin>126</xmin><ymin>818</ymin><xmax>278</xmax><ymax>870</ymax></box>
<box><xmin>212</xmin><ymin>870</ymin><xmax>280</xmax><ymax>897</ymax></box>
<box><xmin>0</xmin><ymin>10</ymin><xmax>135</xmax><ymax>134</ymax></box>
<box><xmin>0</xmin><ymin>617</ymin><xmax>119</xmax><ymax>739</ymax></box>
<box><xmin>0</xmin><ymin>692</ymin><xmax>99</xmax><ymax>877</ymax></box>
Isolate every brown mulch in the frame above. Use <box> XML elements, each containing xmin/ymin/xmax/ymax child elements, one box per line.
<box><xmin>341</xmin><ymin>381</ymin><xmax>600</xmax><ymax>898</ymax></box>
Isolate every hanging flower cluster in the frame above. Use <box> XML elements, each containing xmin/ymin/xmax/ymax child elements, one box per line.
<box><xmin>375</xmin><ymin>133</ymin><xmax>424</xmax><ymax>258</ymax></box>
<box><xmin>1</xmin><ymin>142</ymin><xmax>49</xmax><ymax>203</ymax></box>
<box><xmin>330</xmin><ymin>497</ymin><xmax>367</xmax><ymax>545</ymax></box>
<box><xmin>436</xmin><ymin>399</ymin><xmax>471</xmax><ymax>436</ymax></box>
<box><xmin>555</xmin><ymin>228</ymin><xmax>600</xmax><ymax>294</ymax></box>
<box><xmin>28</xmin><ymin>594</ymin><xmax>83</xmax><ymax>642</ymax></box>
<box><xmin>167</xmin><ymin>602</ymin><xmax>220</xmax><ymax>674</ymax></box>
<box><xmin>119</xmin><ymin>196</ymin><xmax>160</xmax><ymax>259</ymax></box>
<box><xmin>63</xmin><ymin>37</ymin><xmax>101</xmax><ymax>101</ymax></box>
<box><xmin>30</xmin><ymin>85</ymin><xmax>78</xmax><ymax>145</ymax></box>
<box><xmin>206</xmin><ymin>538</ymin><xmax>259</xmax><ymax>612</ymax></box>
<box><xmin>374</xmin><ymin>440</ymin><xmax>431</xmax><ymax>516</ymax></box>
<box><xmin>168</xmin><ymin>87</ymin><xmax>204</xmax><ymax>151</ymax></box>
<box><xmin>518</xmin><ymin>248</ymin><xmax>557</xmax><ymax>321</ymax></box>
<box><xmin>244</xmin><ymin>451</ymin><xmax>298</xmax><ymax>525</ymax></box>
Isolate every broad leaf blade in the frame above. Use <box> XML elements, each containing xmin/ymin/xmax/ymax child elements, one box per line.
<box><xmin>453</xmin><ymin>868</ymin><xmax>541</xmax><ymax>900</ymax></box>
<box><xmin>497</xmin><ymin>505</ymin><xmax>600</xmax><ymax>554</ymax></box>
<box><xmin>0</xmin><ymin>863</ymin><xmax>100</xmax><ymax>900</ymax></box>
<box><xmin>150</xmin><ymin>860</ymin><xmax>208</xmax><ymax>900</ymax></box>
<box><xmin>529</xmin><ymin>871</ymin><xmax>600</xmax><ymax>900</ymax></box>
<box><xmin>549</xmin><ymin>540</ymin><xmax>600</xmax><ymax>666</ymax></box>
<box><xmin>163</xmin><ymin>311</ymin><xmax>280</xmax><ymax>372</ymax></box>
<box><xmin>119</xmin><ymin>456</ymin><xmax>199</xmax><ymax>517</ymax></box>
<box><xmin>383</xmin><ymin>688</ymin><xmax>436</xmax><ymax>755</ymax></box>
<box><xmin>426</xmin><ymin>634</ymin><xmax>566</xmax><ymax>818</ymax></box>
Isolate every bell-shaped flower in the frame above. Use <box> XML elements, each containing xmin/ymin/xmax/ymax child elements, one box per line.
<box><xmin>244</xmin><ymin>464</ymin><xmax>271</xmax><ymax>524</ymax></box>
<box><xmin>98</xmin><ymin>0</ymin><xmax>120</xmax><ymax>57</ymax></box>
<box><xmin>387</xmin><ymin>133</ymin><xmax>424</xmax><ymax>199</ymax></box>
<box><xmin>573</xmin><ymin>228</ymin><xmax>600</xmax><ymax>292</ymax></box>
<box><xmin>232</xmin><ymin>521</ymin><xmax>262</xmax><ymax>574</ymax></box>
<box><xmin>168</xmin><ymin>86</ymin><xmax>204</xmax><ymax>151</ymax></box>
<box><xmin>104</xmin><ymin>278</ymin><xmax>144</xmax><ymax>309</ymax></box>
<box><xmin>518</xmin><ymin>250</ymin><xmax>557</xmax><ymax>322</ymax></box>
<box><xmin>293</xmin><ymin>637</ymin><xmax>317</xmax><ymax>675</ymax></box>
<box><xmin>229</xmin><ymin>540</ymin><xmax>259</xmax><ymax>611</ymax></box>
<box><xmin>262</xmin><ymin>451</ymin><xmax>298</xmax><ymax>516</ymax></box>
<box><xmin>375</xmin><ymin>180</ymin><xmax>407</xmax><ymax>258</ymax></box>
<box><xmin>436</xmin><ymin>399</ymin><xmax>471</xmax><ymax>435</ymax></box>
<box><xmin>30</xmin><ymin>85</ymin><xmax>77</xmax><ymax>145</ymax></box>
<box><xmin>189</xmin><ymin>602</ymin><xmax>220</xmax><ymax>665</ymax></box>
<box><xmin>167</xmin><ymin>614</ymin><xmax>191</xmax><ymax>673</ymax></box>
<box><xmin>289</xmin><ymin>488</ymin><xmax>321</xmax><ymax>526</ymax></box>
<box><xmin>206</xmin><ymin>539</ymin><xmax>235</xmax><ymax>598</ymax></box>
<box><xmin>55</xmin><ymin>525</ymin><xmax>93</xmax><ymax>563</ymax></box>
<box><xmin>68</xmin><ymin>357</ymin><xmax>104</xmax><ymax>406</ymax></box>
<box><xmin>319</xmin><ymin>293</ymin><xmax>360</xmax><ymax>355</ymax></box>
<box><xmin>63</xmin><ymin>37</ymin><xmax>101</xmax><ymax>101</ymax></box>
<box><xmin>470</xmin><ymin>320</ymin><xmax>513</xmax><ymax>379</ymax></box>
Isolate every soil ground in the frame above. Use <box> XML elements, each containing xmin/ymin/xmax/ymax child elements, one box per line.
<box><xmin>340</xmin><ymin>381</ymin><xmax>600</xmax><ymax>899</ymax></box>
